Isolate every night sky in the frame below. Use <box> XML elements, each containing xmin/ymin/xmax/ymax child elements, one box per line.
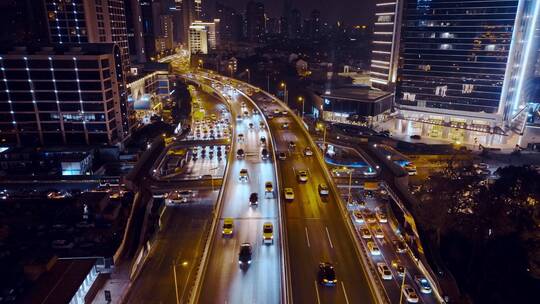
<box><xmin>206</xmin><ymin>0</ymin><xmax>376</xmax><ymax>26</ymax></box>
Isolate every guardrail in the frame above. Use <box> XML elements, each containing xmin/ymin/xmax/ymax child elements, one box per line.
<box><xmin>236</xmin><ymin>79</ymin><xmax>386</xmax><ymax>304</ymax></box>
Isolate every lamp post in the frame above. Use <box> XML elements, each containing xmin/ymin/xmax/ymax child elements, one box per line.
<box><xmin>298</xmin><ymin>96</ymin><xmax>304</xmax><ymax>120</ymax></box>
<box><xmin>173</xmin><ymin>264</ymin><xmax>180</xmax><ymax>304</ymax></box>
<box><xmin>197</xmin><ymin>59</ymin><xmax>203</xmax><ymax>70</ymax></box>
<box><xmin>246</xmin><ymin>69</ymin><xmax>251</xmax><ymax>83</ymax></box>
<box><xmin>228</xmin><ymin>64</ymin><xmax>233</xmax><ymax>77</ymax></box>
<box><xmin>280</xmin><ymin>82</ymin><xmax>288</xmax><ymax>105</ymax></box>
<box><xmin>348</xmin><ymin>168</ymin><xmax>353</xmax><ymax>205</ymax></box>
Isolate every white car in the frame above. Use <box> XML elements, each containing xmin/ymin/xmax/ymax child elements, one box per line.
<box><xmin>402</xmin><ymin>285</ymin><xmax>420</xmax><ymax>303</ymax></box>
<box><xmin>304</xmin><ymin>147</ymin><xmax>313</xmax><ymax>156</ymax></box>
<box><xmin>273</xmin><ymin>109</ymin><xmax>281</xmax><ymax>115</ymax></box>
<box><xmin>239</xmin><ymin>168</ymin><xmax>249</xmax><ymax>182</ymax></box>
<box><xmin>353</xmin><ymin>211</ymin><xmax>365</xmax><ymax>224</ymax></box>
<box><xmin>377</xmin><ymin>263</ymin><xmax>393</xmax><ymax>280</ymax></box>
<box><xmin>360</xmin><ymin>227</ymin><xmax>371</xmax><ymax>239</ymax></box>
<box><xmin>297</xmin><ymin>170</ymin><xmax>309</xmax><ymax>182</ymax></box>
<box><xmin>373</xmin><ymin>225</ymin><xmax>384</xmax><ymax>239</ymax></box>
<box><xmin>278</xmin><ymin>152</ymin><xmax>287</xmax><ymax>160</ymax></box>
<box><xmin>367</xmin><ymin>241</ymin><xmax>381</xmax><ymax>255</ymax></box>
<box><xmin>376</xmin><ymin>210</ymin><xmax>388</xmax><ymax>223</ymax></box>
<box><xmin>284</xmin><ymin>188</ymin><xmax>295</xmax><ymax>201</ymax></box>
<box><xmin>265</xmin><ymin>181</ymin><xmax>274</xmax><ymax>193</ymax></box>
<box><xmin>262</xmin><ymin>222</ymin><xmax>274</xmax><ymax>244</ymax></box>
<box><xmin>318</xmin><ymin>183</ymin><xmax>329</xmax><ymax>195</ymax></box>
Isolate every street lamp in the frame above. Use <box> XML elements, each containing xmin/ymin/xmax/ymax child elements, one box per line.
<box><xmin>280</xmin><ymin>82</ymin><xmax>288</xmax><ymax>105</ymax></box>
<box><xmin>298</xmin><ymin>96</ymin><xmax>305</xmax><ymax>120</ymax></box>
<box><xmin>228</xmin><ymin>64</ymin><xmax>233</xmax><ymax>77</ymax></box>
<box><xmin>198</xmin><ymin>59</ymin><xmax>203</xmax><ymax>69</ymax></box>
<box><xmin>246</xmin><ymin>69</ymin><xmax>251</xmax><ymax>83</ymax></box>
<box><xmin>348</xmin><ymin>168</ymin><xmax>353</xmax><ymax>205</ymax></box>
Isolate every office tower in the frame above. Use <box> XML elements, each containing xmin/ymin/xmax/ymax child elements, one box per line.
<box><xmin>171</xmin><ymin>0</ymin><xmax>185</xmax><ymax>44</ymax></box>
<box><xmin>43</xmin><ymin>0</ymin><xmax>131</xmax><ymax>72</ymax></box>
<box><xmin>140</xmin><ymin>1</ymin><xmax>157</xmax><ymax>60</ymax></box>
<box><xmin>290</xmin><ymin>9</ymin><xmax>302</xmax><ymax>39</ymax></box>
<box><xmin>369</xmin><ymin>1</ymin><xmax>401</xmax><ymax>91</ymax></box>
<box><xmin>246</xmin><ymin>1</ymin><xmax>265</xmax><ymax>43</ymax></box>
<box><xmin>0</xmin><ymin>44</ymin><xmax>132</xmax><ymax>146</ymax></box>
<box><xmin>282</xmin><ymin>0</ymin><xmax>292</xmax><ymax>38</ymax></box>
<box><xmin>216</xmin><ymin>2</ymin><xmax>243</xmax><ymax>42</ymax></box>
<box><xmin>124</xmin><ymin>0</ymin><xmax>146</xmax><ymax>63</ymax></box>
<box><xmin>378</xmin><ymin>0</ymin><xmax>540</xmax><ymax>145</ymax></box>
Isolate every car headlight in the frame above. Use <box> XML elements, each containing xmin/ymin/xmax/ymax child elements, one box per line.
<box><xmin>247</xmin><ymin>260</ymin><xmax>251</xmax><ymax>264</ymax></box>
<box><xmin>323</xmin><ymin>279</ymin><xmax>328</xmax><ymax>282</ymax></box>
<box><xmin>238</xmin><ymin>261</ymin><xmax>242</xmax><ymax>264</ymax></box>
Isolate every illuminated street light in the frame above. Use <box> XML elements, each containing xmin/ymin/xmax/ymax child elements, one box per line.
<box><xmin>280</xmin><ymin>82</ymin><xmax>288</xmax><ymax>105</ymax></box>
<box><xmin>298</xmin><ymin>96</ymin><xmax>305</xmax><ymax>120</ymax></box>
<box><xmin>246</xmin><ymin>69</ymin><xmax>251</xmax><ymax>83</ymax></box>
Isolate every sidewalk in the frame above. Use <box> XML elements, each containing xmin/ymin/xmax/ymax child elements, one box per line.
<box><xmin>89</xmin><ymin>263</ymin><xmax>131</xmax><ymax>304</ymax></box>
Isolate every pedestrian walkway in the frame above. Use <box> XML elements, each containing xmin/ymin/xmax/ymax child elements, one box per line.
<box><xmin>89</xmin><ymin>263</ymin><xmax>131</xmax><ymax>304</ymax></box>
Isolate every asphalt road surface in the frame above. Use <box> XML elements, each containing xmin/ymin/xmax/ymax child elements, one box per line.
<box><xmin>197</xmin><ymin>89</ymin><xmax>282</xmax><ymax>304</ymax></box>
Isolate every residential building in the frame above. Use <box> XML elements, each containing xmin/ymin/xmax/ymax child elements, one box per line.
<box><xmin>189</xmin><ymin>20</ymin><xmax>219</xmax><ymax>54</ymax></box>
<box><xmin>0</xmin><ymin>44</ymin><xmax>132</xmax><ymax>146</ymax></box>
<box><xmin>159</xmin><ymin>14</ymin><xmax>175</xmax><ymax>51</ymax></box>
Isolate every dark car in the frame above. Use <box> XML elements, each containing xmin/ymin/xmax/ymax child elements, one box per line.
<box><xmin>261</xmin><ymin>148</ymin><xmax>269</xmax><ymax>160</ymax></box>
<box><xmin>318</xmin><ymin>262</ymin><xmax>337</xmax><ymax>286</ymax></box>
<box><xmin>238</xmin><ymin>243</ymin><xmax>252</xmax><ymax>266</ymax></box>
<box><xmin>236</xmin><ymin>149</ymin><xmax>245</xmax><ymax>159</ymax></box>
<box><xmin>249</xmin><ymin>192</ymin><xmax>258</xmax><ymax>205</ymax></box>
<box><xmin>410</xmin><ymin>134</ymin><xmax>421</xmax><ymax>140</ymax></box>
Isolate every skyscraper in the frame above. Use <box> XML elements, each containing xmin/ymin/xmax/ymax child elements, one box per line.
<box><xmin>216</xmin><ymin>2</ymin><xmax>243</xmax><ymax>42</ymax></box>
<box><xmin>290</xmin><ymin>8</ymin><xmax>302</xmax><ymax>39</ymax></box>
<box><xmin>43</xmin><ymin>0</ymin><xmax>131</xmax><ymax>72</ymax></box>
<box><xmin>124</xmin><ymin>0</ymin><xmax>146</xmax><ymax>63</ymax></box>
<box><xmin>245</xmin><ymin>1</ymin><xmax>265</xmax><ymax>43</ymax></box>
<box><xmin>374</xmin><ymin>0</ymin><xmax>540</xmax><ymax>145</ymax></box>
<box><xmin>182</xmin><ymin>0</ymin><xmax>204</xmax><ymax>44</ymax></box>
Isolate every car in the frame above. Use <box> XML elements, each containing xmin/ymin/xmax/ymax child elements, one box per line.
<box><xmin>357</xmin><ymin>200</ymin><xmax>367</xmax><ymax>208</ymax></box>
<box><xmin>239</xmin><ymin>168</ymin><xmax>249</xmax><ymax>182</ymax></box>
<box><xmin>259</xmin><ymin>121</ymin><xmax>265</xmax><ymax>129</ymax></box>
<box><xmin>394</xmin><ymin>240</ymin><xmax>408</xmax><ymax>253</ymax></box>
<box><xmin>249</xmin><ymin>192</ymin><xmax>259</xmax><ymax>205</ymax></box>
<box><xmin>365</xmin><ymin>211</ymin><xmax>377</xmax><ymax>224</ymax></box>
<box><xmin>304</xmin><ymin>147</ymin><xmax>313</xmax><ymax>156</ymax></box>
<box><xmin>243</xmin><ymin>110</ymin><xmax>249</xmax><ymax>117</ymax></box>
<box><xmin>377</xmin><ymin>263</ymin><xmax>393</xmax><ymax>280</ymax></box>
<box><xmin>297</xmin><ymin>170</ymin><xmax>309</xmax><ymax>182</ymax></box>
<box><xmin>288</xmin><ymin>141</ymin><xmax>296</xmax><ymax>149</ymax></box>
<box><xmin>222</xmin><ymin>218</ymin><xmax>234</xmax><ymax>236</ymax></box>
<box><xmin>414</xmin><ymin>276</ymin><xmax>432</xmax><ymax>294</ymax></box>
<box><xmin>318</xmin><ymin>262</ymin><xmax>337</xmax><ymax>286</ymax></box>
<box><xmin>236</xmin><ymin>149</ymin><xmax>245</xmax><ymax>159</ymax></box>
<box><xmin>284</xmin><ymin>188</ymin><xmax>295</xmax><ymax>201</ymax></box>
<box><xmin>267</xmin><ymin>114</ymin><xmax>274</xmax><ymax>119</ymax></box>
<box><xmin>373</xmin><ymin>225</ymin><xmax>384</xmax><ymax>238</ymax></box>
<box><xmin>261</xmin><ymin>148</ymin><xmax>269</xmax><ymax>160</ymax></box>
<box><xmin>265</xmin><ymin>181</ymin><xmax>273</xmax><ymax>193</ymax></box>
<box><xmin>364</xmin><ymin>190</ymin><xmax>374</xmax><ymax>198</ymax></box>
<box><xmin>262</xmin><ymin>222</ymin><xmax>274</xmax><ymax>244</ymax></box>
<box><xmin>248</xmin><ymin>123</ymin><xmax>254</xmax><ymax>129</ymax></box>
<box><xmin>260</xmin><ymin>136</ymin><xmax>267</xmax><ymax>145</ymax></box>
<box><xmin>318</xmin><ymin>183</ymin><xmax>329</xmax><ymax>195</ymax></box>
<box><xmin>392</xmin><ymin>261</ymin><xmax>406</xmax><ymax>277</ymax></box>
<box><xmin>402</xmin><ymin>284</ymin><xmax>420</xmax><ymax>303</ymax></box>
<box><xmin>410</xmin><ymin>134</ymin><xmax>422</xmax><ymax>140</ymax></box>
<box><xmin>165</xmin><ymin>190</ymin><xmax>191</xmax><ymax>204</ymax></box>
<box><xmin>238</xmin><ymin>133</ymin><xmax>244</xmax><ymax>142</ymax></box>
<box><xmin>278</xmin><ymin>152</ymin><xmax>287</xmax><ymax>160</ymax></box>
<box><xmin>282</xmin><ymin>110</ymin><xmax>288</xmax><ymax>115</ymax></box>
<box><xmin>367</xmin><ymin>241</ymin><xmax>381</xmax><ymax>255</ymax></box>
<box><xmin>273</xmin><ymin>109</ymin><xmax>281</xmax><ymax>115</ymax></box>
<box><xmin>360</xmin><ymin>227</ymin><xmax>371</xmax><ymax>239</ymax></box>
<box><xmin>282</xmin><ymin>122</ymin><xmax>289</xmax><ymax>129</ymax></box>
<box><xmin>353</xmin><ymin>211</ymin><xmax>365</xmax><ymax>223</ymax></box>
<box><xmin>376</xmin><ymin>210</ymin><xmax>388</xmax><ymax>223</ymax></box>
<box><xmin>238</xmin><ymin>243</ymin><xmax>252</xmax><ymax>266</ymax></box>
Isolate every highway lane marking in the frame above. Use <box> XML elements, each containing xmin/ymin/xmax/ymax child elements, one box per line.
<box><xmin>305</xmin><ymin>227</ymin><xmax>311</xmax><ymax>248</ymax></box>
<box><xmin>341</xmin><ymin>281</ymin><xmax>350</xmax><ymax>304</ymax></box>
<box><xmin>314</xmin><ymin>281</ymin><xmax>321</xmax><ymax>304</ymax></box>
<box><xmin>231</xmin><ymin>239</ymin><xmax>238</xmax><ymax>264</ymax></box>
<box><xmin>325</xmin><ymin>226</ymin><xmax>334</xmax><ymax>249</ymax></box>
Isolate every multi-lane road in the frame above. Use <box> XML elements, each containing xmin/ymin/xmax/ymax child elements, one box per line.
<box><xmin>197</xmin><ymin>88</ymin><xmax>283</xmax><ymax>303</ymax></box>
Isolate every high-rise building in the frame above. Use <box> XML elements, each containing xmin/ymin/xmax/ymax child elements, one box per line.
<box><xmin>159</xmin><ymin>14</ymin><xmax>175</xmax><ymax>50</ymax></box>
<box><xmin>309</xmin><ymin>10</ymin><xmax>321</xmax><ymax>39</ymax></box>
<box><xmin>374</xmin><ymin>0</ymin><xmax>540</xmax><ymax>146</ymax></box>
<box><xmin>216</xmin><ymin>2</ymin><xmax>243</xmax><ymax>42</ymax></box>
<box><xmin>189</xmin><ymin>20</ymin><xmax>219</xmax><ymax>54</ymax></box>
<box><xmin>369</xmin><ymin>1</ymin><xmax>401</xmax><ymax>91</ymax></box>
<box><xmin>245</xmin><ymin>1</ymin><xmax>265</xmax><ymax>43</ymax></box>
<box><xmin>0</xmin><ymin>44</ymin><xmax>132</xmax><ymax>146</ymax></box>
<box><xmin>290</xmin><ymin>9</ymin><xmax>302</xmax><ymax>39</ymax></box>
<box><xmin>124</xmin><ymin>0</ymin><xmax>146</xmax><ymax>63</ymax></box>
<box><xmin>182</xmin><ymin>0</ymin><xmax>204</xmax><ymax>44</ymax></box>
<box><xmin>0</xmin><ymin>0</ymin><xmax>49</xmax><ymax>45</ymax></box>
<box><xmin>140</xmin><ymin>1</ymin><xmax>157</xmax><ymax>60</ymax></box>
<box><xmin>43</xmin><ymin>0</ymin><xmax>131</xmax><ymax>73</ymax></box>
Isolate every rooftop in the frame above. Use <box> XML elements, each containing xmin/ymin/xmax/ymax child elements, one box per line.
<box><xmin>322</xmin><ymin>86</ymin><xmax>392</xmax><ymax>102</ymax></box>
